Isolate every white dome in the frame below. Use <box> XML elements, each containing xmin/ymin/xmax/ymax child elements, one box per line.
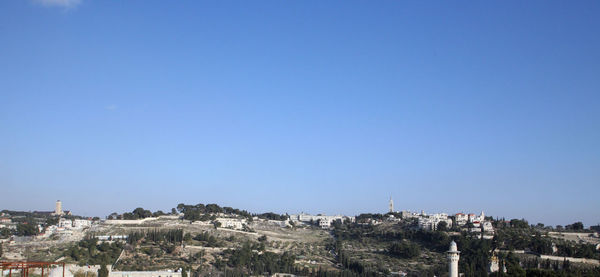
<box><xmin>449</xmin><ymin>241</ymin><xmax>458</xmax><ymax>252</ymax></box>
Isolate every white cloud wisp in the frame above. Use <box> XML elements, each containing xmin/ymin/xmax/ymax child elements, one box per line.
<box><xmin>34</xmin><ymin>0</ymin><xmax>82</xmax><ymax>9</ymax></box>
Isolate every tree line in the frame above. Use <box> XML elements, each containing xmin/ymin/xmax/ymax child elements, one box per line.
<box><xmin>127</xmin><ymin>228</ymin><xmax>184</xmax><ymax>244</ymax></box>
<box><xmin>215</xmin><ymin>242</ymin><xmax>296</xmax><ymax>275</ymax></box>
<box><xmin>63</xmin><ymin>237</ymin><xmax>123</xmax><ymax>266</ymax></box>
<box><xmin>176</xmin><ymin>202</ymin><xmax>289</xmax><ymax>222</ymax></box>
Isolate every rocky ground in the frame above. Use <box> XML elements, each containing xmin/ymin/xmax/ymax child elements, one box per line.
<box><xmin>2</xmin><ymin>216</ymin><xmax>337</xmax><ymax>273</ymax></box>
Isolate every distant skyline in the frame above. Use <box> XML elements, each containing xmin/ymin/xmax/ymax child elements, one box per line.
<box><xmin>5</xmin><ymin>198</ymin><xmax>597</xmax><ymax>228</ymax></box>
<box><xmin>1</xmin><ymin>1</ymin><xmax>599</xmax><ymax>227</ymax></box>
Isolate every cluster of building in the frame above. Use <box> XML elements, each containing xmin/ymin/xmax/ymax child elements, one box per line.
<box><xmin>410</xmin><ymin>211</ymin><xmax>491</xmax><ymax>232</ymax></box>
<box><xmin>455</xmin><ymin>212</ymin><xmax>494</xmax><ymax>232</ymax></box>
<box><xmin>387</xmin><ymin>197</ymin><xmax>495</xmax><ymax>235</ymax></box>
<box><xmin>0</xmin><ymin>200</ymin><xmax>92</xmax><ymax>242</ymax></box>
<box><xmin>417</xmin><ymin>212</ymin><xmax>453</xmax><ymax>231</ymax></box>
<box><xmin>399</xmin><ymin>210</ymin><xmax>494</xmax><ymax>234</ymax></box>
<box><xmin>6</xmin><ymin>201</ymin><xmax>93</xmax><ymax>239</ymax></box>
<box><xmin>289</xmin><ymin>213</ymin><xmax>355</xmax><ymax>229</ymax></box>
<box><xmin>0</xmin><ymin>214</ymin><xmax>15</xmax><ymax>232</ymax></box>
<box><xmin>59</xmin><ymin>218</ymin><xmax>92</xmax><ymax>229</ymax></box>
<box><xmin>37</xmin><ymin>202</ymin><xmax>93</xmax><ymax>238</ymax></box>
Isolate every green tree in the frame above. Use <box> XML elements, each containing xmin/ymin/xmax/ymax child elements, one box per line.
<box><xmin>98</xmin><ymin>264</ymin><xmax>108</xmax><ymax>277</ymax></box>
<box><xmin>465</xmin><ymin>222</ymin><xmax>475</xmax><ymax>229</ymax></box>
<box><xmin>0</xmin><ymin>228</ymin><xmax>11</xmax><ymax>239</ymax></box>
<box><xmin>16</xmin><ymin>223</ymin><xmax>39</xmax><ymax>236</ymax></box>
<box><xmin>45</xmin><ymin>217</ymin><xmax>59</xmax><ymax>226</ymax></box>
<box><xmin>177</xmin><ymin>203</ymin><xmax>186</xmax><ymax>213</ymax></box>
<box><xmin>437</xmin><ymin>221</ymin><xmax>448</xmax><ymax>231</ymax></box>
<box><xmin>510</xmin><ymin>219</ymin><xmax>529</xmax><ymax>229</ymax></box>
<box><xmin>388</xmin><ymin>241</ymin><xmax>420</xmax><ymax>258</ymax></box>
<box><xmin>567</xmin><ymin>222</ymin><xmax>584</xmax><ymax>230</ymax></box>
<box><xmin>506</xmin><ymin>263</ymin><xmax>525</xmax><ymax>277</ymax></box>
<box><xmin>132</xmin><ymin>207</ymin><xmax>152</xmax><ymax>219</ymax></box>
<box><xmin>152</xmin><ymin>210</ymin><xmax>165</xmax><ymax>217</ymax></box>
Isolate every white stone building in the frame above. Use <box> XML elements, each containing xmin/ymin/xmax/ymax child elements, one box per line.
<box><xmin>96</xmin><ymin>235</ymin><xmax>129</xmax><ymax>241</ymax></box>
<box><xmin>400</xmin><ymin>210</ymin><xmax>418</xmax><ymax>219</ymax></box>
<box><xmin>290</xmin><ymin>213</ymin><xmax>355</xmax><ymax>228</ymax></box>
<box><xmin>455</xmin><ymin>211</ymin><xmax>492</xmax><ymax>233</ymax></box>
<box><xmin>418</xmin><ymin>213</ymin><xmax>452</xmax><ymax>231</ymax></box>
<box><xmin>482</xmin><ymin>221</ymin><xmax>494</xmax><ymax>233</ymax></box>
<box><xmin>468</xmin><ymin>211</ymin><xmax>485</xmax><ymax>223</ymax></box>
<box><xmin>454</xmin><ymin>213</ymin><xmax>468</xmax><ymax>227</ymax></box>
<box><xmin>73</xmin><ymin>219</ymin><xmax>91</xmax><ymax>229</ymax></box>
<box><xmin>318</xmin><ymin>219</ymin><xmax>331</xmax><ymax>229</ymax></box>
<box><xmin>59</xmin><ymin>218</ymin><xmax>73</xmax><ymax>228</ymax></box>
<box><xmin>215</xmin><ymin>218</ymin><xmax>246</xmax><ymax>230</ymax></box>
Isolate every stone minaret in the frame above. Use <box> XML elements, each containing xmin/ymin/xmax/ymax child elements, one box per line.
<box><xmin>447</xmin><ymin>241</ymin><xmax>460</xmax><ymax>277</ymax></box>
<box><xmin>389</xmin><ymin>196</ymin><xmax>394</xmax><ymax>213</ymax></box>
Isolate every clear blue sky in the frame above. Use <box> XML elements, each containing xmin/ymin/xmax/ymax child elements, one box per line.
<box><xmin>1</xmin><ymin>1</ymin><xmax>599</xmax><ymax>227</ymax></box>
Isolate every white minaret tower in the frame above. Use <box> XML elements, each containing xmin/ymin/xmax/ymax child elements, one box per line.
<box><xmin>389</xmin><ymin>196</ymin><xmax>394</xmax><ymax>213</ymax></box>
<box><xmin>447</xmin><ymin>241</ymin><xmax>460</xmax><ymax>277</ymax></box>
<box><xmin>55</xmin><ymin>200</ymin><xmax>63</xmax><ymax>215</ymax></box>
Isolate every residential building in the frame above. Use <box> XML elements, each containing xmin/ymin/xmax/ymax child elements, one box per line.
<box><xmin>216</xmin><ymin>218</ymin><xmax>245</xmax><ymax>230</ymax></box>
<box><xmin>289</xmin><ymin>213</ymin><xmax>355</xmax><ymax>228</ymax></box>
<box><xmin>59</xmin><ymin>218</ymin><xmax>73</xmax><ymax>228</ymax></box>
<box><xmin>418</xmin><ymin>213</ymin><xmax>452</xmax><ymax>231</ymax></box>
<box><xmin>454</xmin><ymin>213</ymin><xmax>468</xmax><ymax>227</ymax></box>
<box><xmin>73</xmin><ymin>219</ymin><xmax>91</xmax><ymax>228</ymax></box>
<box><xmin>318</xmin><ymin>219</ymin><xmax>330</xmax><ymax>229</ymax></box>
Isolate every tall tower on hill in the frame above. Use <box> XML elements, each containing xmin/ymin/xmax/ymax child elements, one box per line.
<box><xmin>54</xmin><ymin>200</ymin><xmax>63</xmax><ymax>215</ymax></box>
<box><xmin>447</xmin><ymin>241</ymin><xmax>460</xmax><ymax>277</ymax></box>
<box><xmin>389</xmin><ymin>196</ymin><xmax>394</xmax><ymax>213</ymax></box>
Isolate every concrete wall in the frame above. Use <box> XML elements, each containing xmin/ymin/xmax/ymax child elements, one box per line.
<box><xmin>109</xmin><ymin>271</ymin><xmax>181</xmax><ymax>277</ymax></box>
<box><xmin>47</xmin><ymin>264</ymin><xmax>106</xmax><ymax>277</ymax></box>
<box><xmin>539</xmin><ymin>255</ymin><xmax>600</xmax><ymax>265</ymax></box>
<box><xmin>43</xmin><ymin>266</ymin><xmax>184</xmax><ymax>277</ymax></box>
<box><xmin>103</xmin><ymin>218</ymin><xmax>159</xmax><ymax>225</ymax></box>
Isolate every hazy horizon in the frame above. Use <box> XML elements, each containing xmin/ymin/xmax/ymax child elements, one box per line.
<box><xmin>2</xmin><ymin>1</ymin><xmax>599</xmax><ymax>228</ymax></box>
